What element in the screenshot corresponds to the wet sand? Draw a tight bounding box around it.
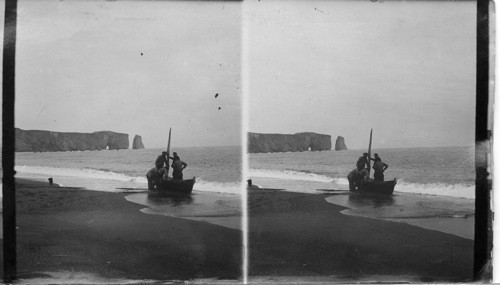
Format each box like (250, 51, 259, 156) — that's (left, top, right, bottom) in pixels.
(126, 191, 242, 230)
(248, 188, 474, 283)
(325, 192, 475, 239)
(8, 178, 242, 282)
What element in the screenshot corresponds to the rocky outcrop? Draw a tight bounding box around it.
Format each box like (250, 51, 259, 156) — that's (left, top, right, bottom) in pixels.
(132, 135, 145, 149)
(335, 136, 348, 150)
(248, 132, 331, 153)
(15, 128, 129, 152)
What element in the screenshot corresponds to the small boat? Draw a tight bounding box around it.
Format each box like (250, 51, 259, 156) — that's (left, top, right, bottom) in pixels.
(155, 177, 196, 194)
(150, 128, 195, 195)
(357, 178, 396, 195)
(356, 129, 396, 195)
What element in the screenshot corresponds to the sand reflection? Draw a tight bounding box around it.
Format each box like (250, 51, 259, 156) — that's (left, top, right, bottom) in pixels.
(325, 192, 474, 239)
(125, 191, 242, 230)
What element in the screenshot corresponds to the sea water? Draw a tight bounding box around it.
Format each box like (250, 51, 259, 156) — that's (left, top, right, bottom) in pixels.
(249, 146, 476, 239)
(13, 146, 243, 229)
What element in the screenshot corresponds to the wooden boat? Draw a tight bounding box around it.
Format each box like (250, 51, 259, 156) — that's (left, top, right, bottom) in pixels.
(150, 128, 195, 195)
(358, 178, 396, 195)
(357, 129, 396, 195)
(155, 177, 196, 194)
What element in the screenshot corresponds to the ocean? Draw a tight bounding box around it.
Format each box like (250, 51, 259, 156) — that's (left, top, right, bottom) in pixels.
(13, 146, 243, 229)
(249, 146, 476, 239)
(6, 146, 477, 237)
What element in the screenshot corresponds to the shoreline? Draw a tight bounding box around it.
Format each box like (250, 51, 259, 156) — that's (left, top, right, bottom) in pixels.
(324, 191, 475, 240)
(9, 178, 243, 282)
(125, 191, 243, 230)
(248, 188, 474, 282)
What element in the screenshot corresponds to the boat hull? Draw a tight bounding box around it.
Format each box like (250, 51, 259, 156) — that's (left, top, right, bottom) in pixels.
(358, 178, 396, 195)
(154, 177, 195, 194)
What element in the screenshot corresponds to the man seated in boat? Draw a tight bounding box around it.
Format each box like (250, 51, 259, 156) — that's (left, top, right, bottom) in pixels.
(356, 152, 370, 172)
(371, 153, 388, 181)
(171, 152, 187, 180)
(347, 168, 368, 191)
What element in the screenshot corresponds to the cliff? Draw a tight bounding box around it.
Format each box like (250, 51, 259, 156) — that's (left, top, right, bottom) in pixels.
(248, 132, 331, 153)
(132, 135, 145, 149)
(15, 128, 129, 152)
(335, 136, 348, 151)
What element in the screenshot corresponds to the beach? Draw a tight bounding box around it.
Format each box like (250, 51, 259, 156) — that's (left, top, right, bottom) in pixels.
(248, 188, 474, 283)
(8, 178, 242, 283)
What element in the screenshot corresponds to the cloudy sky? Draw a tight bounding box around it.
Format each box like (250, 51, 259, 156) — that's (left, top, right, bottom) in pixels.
(9, 0, 478, 149)
(245, 0, 476, 149)
(15, 0, 242, 148)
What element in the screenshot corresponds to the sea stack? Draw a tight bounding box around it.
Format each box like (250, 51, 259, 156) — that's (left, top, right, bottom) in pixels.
(334, 136, 348, 151)
(132, 135, 145, 149)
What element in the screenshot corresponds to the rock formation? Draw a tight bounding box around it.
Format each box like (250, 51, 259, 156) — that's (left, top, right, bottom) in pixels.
(248, 132, 331, 153)
(335, 136, 348, 151)
(15, 128, 129, 152)
(132, 135, 145, 149)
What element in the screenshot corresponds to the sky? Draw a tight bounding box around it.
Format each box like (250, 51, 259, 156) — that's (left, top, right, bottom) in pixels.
(14, 0, 242, 148)
(244, 0, 477, 149)
(3, 0, 479, 149)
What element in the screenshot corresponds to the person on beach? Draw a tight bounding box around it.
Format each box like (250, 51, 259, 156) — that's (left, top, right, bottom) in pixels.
(146, 151, 170, 190)
(171, 153, 187, 180)
(347, 168, 368, 191)
(371, 153, 388, 181)
(146, 167, 158, 190)
(356, 153, 370, 171)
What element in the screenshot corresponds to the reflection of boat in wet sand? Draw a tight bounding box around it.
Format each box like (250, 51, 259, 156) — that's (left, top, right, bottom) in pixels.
(152, 128, 195, 195)
(357, 129, 396, 195)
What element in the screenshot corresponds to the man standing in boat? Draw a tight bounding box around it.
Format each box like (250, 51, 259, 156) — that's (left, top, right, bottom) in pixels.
(371, 153, 388, 181)
(155, 151, 169, 170)
(356, 152, 370, 171)
(171, 152, 187, 180)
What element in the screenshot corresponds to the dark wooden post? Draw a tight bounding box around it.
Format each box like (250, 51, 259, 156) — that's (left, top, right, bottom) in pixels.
(2, 0, 18, 282)
(473, 0, 491, 280)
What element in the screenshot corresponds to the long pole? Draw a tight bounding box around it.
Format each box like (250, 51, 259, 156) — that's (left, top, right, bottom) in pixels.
(367, 129, 373, 179)
(3, 0, 18, 281)
(166, 128, 171, 175)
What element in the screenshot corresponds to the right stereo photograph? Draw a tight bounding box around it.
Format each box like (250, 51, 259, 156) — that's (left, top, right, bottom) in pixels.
(245, 0, 482, 283)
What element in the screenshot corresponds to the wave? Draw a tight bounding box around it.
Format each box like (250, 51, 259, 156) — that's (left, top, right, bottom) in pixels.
(249, 168, 338, 183)
(395, 179, 474, 199)
(249, 168, 474, 199)
(15, 165, 241, 195)
(193, 179, 242, 195)
(15, 165, 148, 184)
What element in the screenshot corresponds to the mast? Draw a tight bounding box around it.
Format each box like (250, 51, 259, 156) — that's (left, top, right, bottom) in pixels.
(166, 128, 171, 175)
(367, 129, 373, 179)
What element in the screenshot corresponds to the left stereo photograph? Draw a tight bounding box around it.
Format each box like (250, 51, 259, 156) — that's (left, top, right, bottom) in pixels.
(6, 0, 244, 283)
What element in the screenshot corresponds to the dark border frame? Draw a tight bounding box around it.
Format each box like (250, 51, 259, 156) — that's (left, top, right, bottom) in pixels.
(473, 0, 492, 280)
(1, 0, 493, 282)
(2, 0, 17, 282)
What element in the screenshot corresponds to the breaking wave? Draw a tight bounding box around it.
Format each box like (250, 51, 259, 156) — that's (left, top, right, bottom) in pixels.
(249, 168, 337, 183)
(193, 179, 242, 195)
(15, 165, 242, 195)
(395, 179, 474, 199)
(249, 168, 474, 199)
(15, 165, 147, 183)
